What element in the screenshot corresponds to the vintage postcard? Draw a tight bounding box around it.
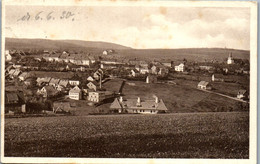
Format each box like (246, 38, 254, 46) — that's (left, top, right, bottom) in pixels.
(1, 0, 258, 163)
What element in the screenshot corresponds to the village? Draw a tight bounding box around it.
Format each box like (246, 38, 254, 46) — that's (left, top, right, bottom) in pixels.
(4, 48, 250, 116)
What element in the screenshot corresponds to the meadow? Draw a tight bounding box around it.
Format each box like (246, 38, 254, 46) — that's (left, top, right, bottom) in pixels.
(5, 112, 249, 158)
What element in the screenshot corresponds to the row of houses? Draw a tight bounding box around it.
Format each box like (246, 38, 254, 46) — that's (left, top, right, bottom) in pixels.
(41, 51, 97, 66)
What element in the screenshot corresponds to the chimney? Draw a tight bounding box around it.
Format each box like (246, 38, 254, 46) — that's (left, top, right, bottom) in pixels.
(119, 96, 123, 103)
(136, 97, 141, 106)
(155, 96, 159, 103)
(99, 74, 102, 89)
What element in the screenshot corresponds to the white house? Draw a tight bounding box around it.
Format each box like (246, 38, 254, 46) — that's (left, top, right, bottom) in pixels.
(103, 50, 108, 55)
(88, 91, 106, 102)
(131, 69, 139, 77)
(197, 81, 212, 90)
(227, 53, 234, 64)
(18, 72, 30, 81)
(237, 90, 247, 99)
(175, 63, 185, 72)
(5, 50, 12, 61)
(87, 76, 95, 82)
(69, 86, 82, 100)
(140, 66, 150, 74)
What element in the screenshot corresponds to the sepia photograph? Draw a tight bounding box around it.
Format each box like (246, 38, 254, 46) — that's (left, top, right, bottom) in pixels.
(1, 0, 258, 163)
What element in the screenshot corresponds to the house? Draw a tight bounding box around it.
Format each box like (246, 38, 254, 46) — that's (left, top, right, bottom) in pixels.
(49, 53, 61, 61)
(162, 62, 172, 68)
(227, 53, 234, 64)
(5, 65, 14, 74)
(139, 61, 149, 68)
(100, 63, 117, 69)
(9, 69, 21, 78)
(212, 74, 224, 82)
(103, 50, 108, 55)
(36, 77, 52, 86)
(146, 75, 157, 83)
(18, 72, 30, 81)
(237, 90, 248, 100)
(59, 51, 70, 62)
(131, 69, 139, 77)
(8, 69, 16, 76)
(87, 76, 95, 82)
(110, 96, 168, 114)
(49, 78, 60, 87)
(5, 91, 26, 113)
(69, 86, 82, 100)
(53, 101, 73, 113)
(197, 81, 212, 90)
(89, 56, 96, 64)
(199, 66, 214, 71)
(58, 79, 69, 88)
(88, 91, 114, 103)
(175, 63, 185, 72)
(5, 50, 12, 61)
(82, 58, 91, 66)
(24, 77, 37, 87)
(87, 81, 99, 91)
(157, 66, 169, 76)
(93, 69, 103, 80)
(139, 66, 150, 74)
(37, 86, 58, 98)
(151, 65, 158, 74)
(69, 74, 81, 86)
(102, 49, 115, 55)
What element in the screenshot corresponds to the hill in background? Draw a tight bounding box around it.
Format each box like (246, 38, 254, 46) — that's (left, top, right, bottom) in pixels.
(5, 38, 249, 62)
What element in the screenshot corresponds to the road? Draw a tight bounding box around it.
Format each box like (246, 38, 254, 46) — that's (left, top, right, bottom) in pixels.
(197, 88, 248, 103)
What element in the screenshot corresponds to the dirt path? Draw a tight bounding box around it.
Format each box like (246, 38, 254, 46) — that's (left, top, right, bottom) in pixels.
(197, 88, 248, 103)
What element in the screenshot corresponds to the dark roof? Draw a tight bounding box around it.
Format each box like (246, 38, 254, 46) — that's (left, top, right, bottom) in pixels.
(238, 90, 247, 95)
(110, 97, 168, 111)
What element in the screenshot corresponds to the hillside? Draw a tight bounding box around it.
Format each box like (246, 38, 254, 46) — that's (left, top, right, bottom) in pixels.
(5, 38, 131, 51)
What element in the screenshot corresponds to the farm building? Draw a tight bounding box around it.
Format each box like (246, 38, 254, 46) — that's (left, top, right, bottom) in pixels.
(5, 91, 26, 114)
(197, 81, 212, 90)
(212, 74, 224, 82)
(237, 90, 248, 100)
(175, 63, 185, 72)
(146, 75, 157, 84)
(110, 96, 168, 114)
(69, 86, 82, 100)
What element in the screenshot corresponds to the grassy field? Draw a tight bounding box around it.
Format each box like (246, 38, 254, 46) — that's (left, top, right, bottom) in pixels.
(4, 112, 249, 158)
(120, 80, 246, 113)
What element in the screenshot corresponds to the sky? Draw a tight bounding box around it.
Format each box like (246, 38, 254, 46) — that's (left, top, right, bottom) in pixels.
(5, 6, 250, 50)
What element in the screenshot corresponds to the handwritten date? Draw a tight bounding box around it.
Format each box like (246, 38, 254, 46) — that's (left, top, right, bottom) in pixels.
(17, 11, 76, 21)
